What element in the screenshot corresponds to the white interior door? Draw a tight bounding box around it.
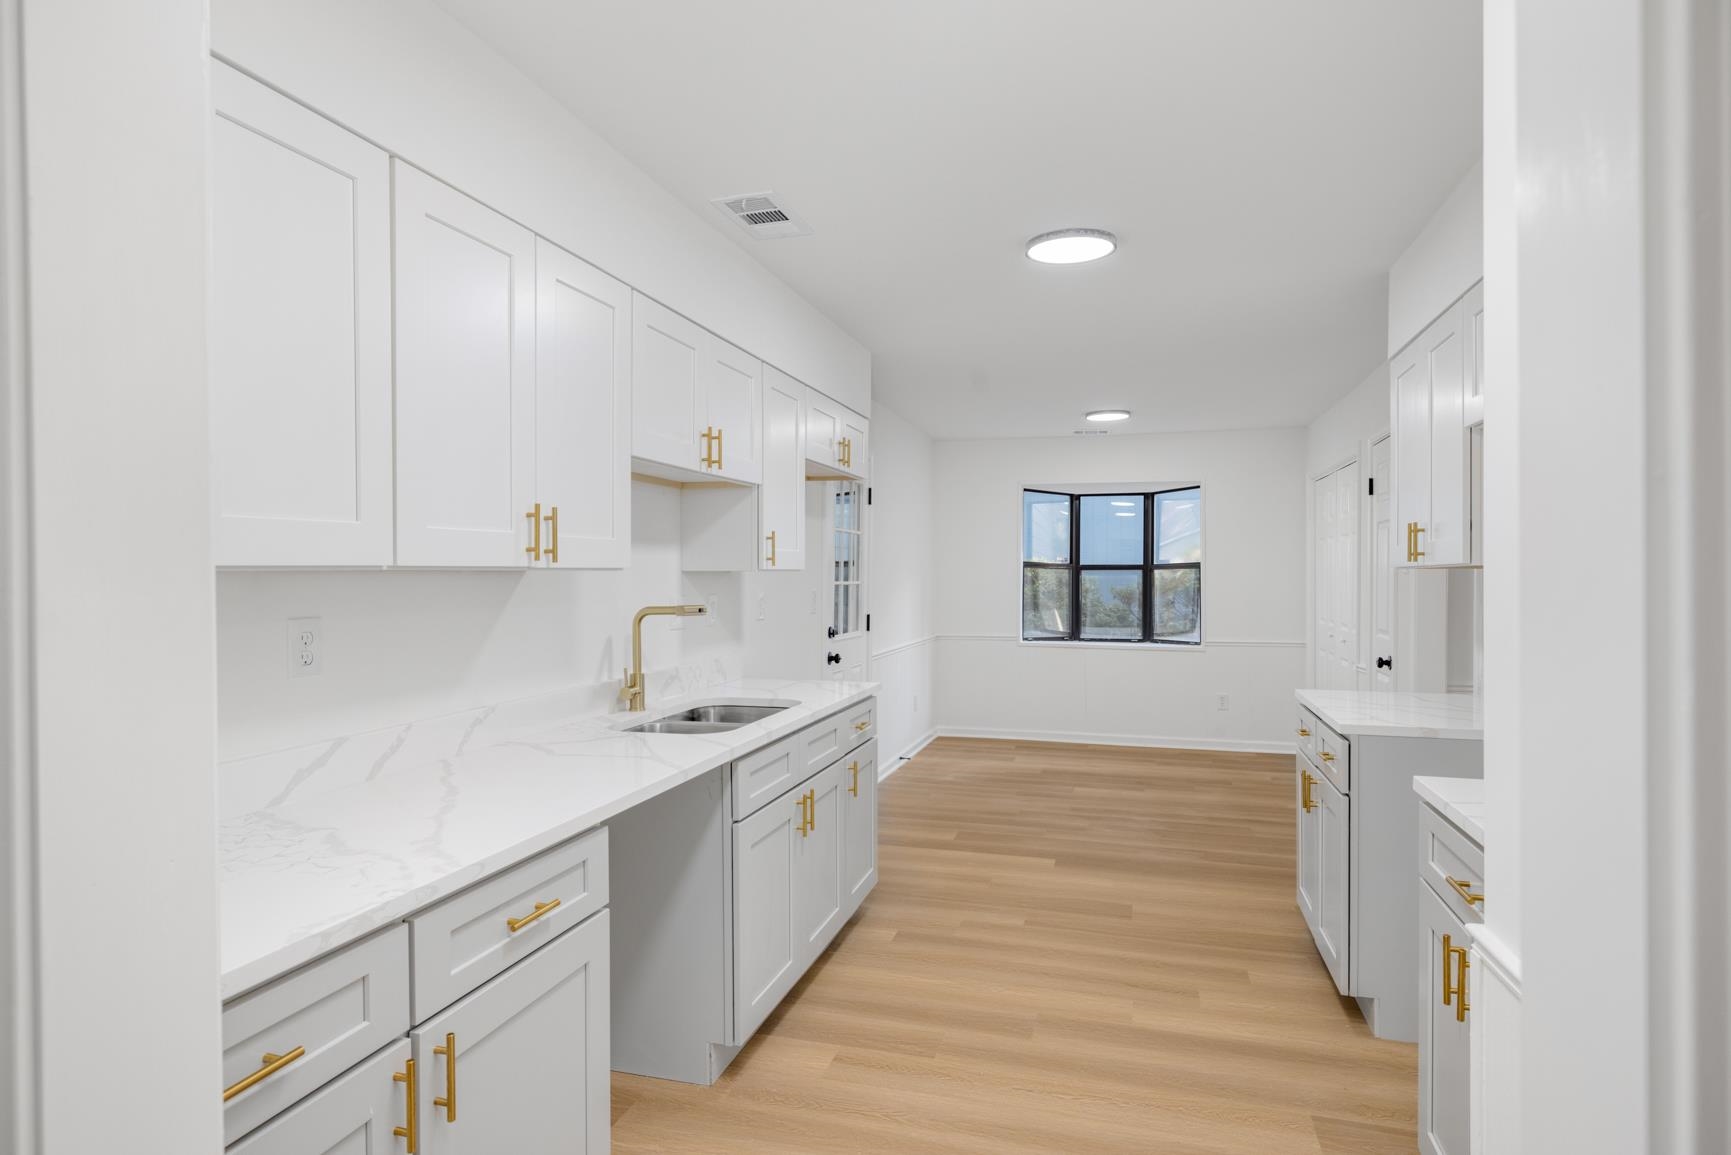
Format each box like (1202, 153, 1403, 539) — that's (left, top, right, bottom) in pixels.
(413, 912, 610, 1155)
(732, 792, 800, 1044)
(823, 483, 868, 679)
(840, 741, 878, 920)
(630, 294, 703, 472)
(703, 335, 762, 483)
(1371, 435, 1395, 687)
(759, 367, 807, 570)
(1314, 472, 1336, 687)
(393, 162, 536, 567)
(210, 63, 393, 567)
(1313, 462, 1358, 689)
(534, 239, 631, 569)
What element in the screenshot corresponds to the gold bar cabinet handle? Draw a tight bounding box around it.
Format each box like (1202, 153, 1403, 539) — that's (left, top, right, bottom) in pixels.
(1300, 771, 1316, 813)
(854, 719, 869, 732)
(505, 898, 561, 933)
(1441, 933, 1455, 1006)
(543, 506, 559, 564)
(525, 502, 543, 561)
(796, 793, 810, 837)
(715, 426, 724, 470)
(1455, 950, 1471, 1021)
(1319, 751, 1335, 763)
(849, 761, 860, 797)
(1446, 876, 1485, 906)
(433, 1032, 457, 1123)
(805, 788, 816, 832)
(699, 426, 714, 468)
(1412, 524, 1426, 561)
(394, 1058, 419, 1153)
(223, 1045, 306, 1101)
(766, 530, 777, 566)
(1297, 727, 1310, 737)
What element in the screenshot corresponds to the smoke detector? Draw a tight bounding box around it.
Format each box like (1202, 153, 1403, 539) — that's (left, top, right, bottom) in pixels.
(711, 191, 812, 240)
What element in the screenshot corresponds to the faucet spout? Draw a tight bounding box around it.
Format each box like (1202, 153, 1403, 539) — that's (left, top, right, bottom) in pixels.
(623, 604, 708, 711)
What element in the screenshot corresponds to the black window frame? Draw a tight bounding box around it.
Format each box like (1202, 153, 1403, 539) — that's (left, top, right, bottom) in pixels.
(1020, 487, 1203, 645)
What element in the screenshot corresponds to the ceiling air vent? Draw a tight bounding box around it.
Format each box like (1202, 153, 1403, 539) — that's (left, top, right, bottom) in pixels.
(1072, 429, 1110, 436)
(711, 191, 812, 240)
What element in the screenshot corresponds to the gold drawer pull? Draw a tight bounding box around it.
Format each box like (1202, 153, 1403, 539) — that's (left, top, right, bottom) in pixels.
(1319, 751, 1335, 762)
(223, 1045, 306, 1101)
(1446, 875, 1485, 906)
(854, 719, 869, 732)
(849, 761, 860, 797)
(394, 1058, 419, 1153)
(433, 1032, 457, 1123)
(506, 898, 561, 933)
(1297, 727, 1310, 737)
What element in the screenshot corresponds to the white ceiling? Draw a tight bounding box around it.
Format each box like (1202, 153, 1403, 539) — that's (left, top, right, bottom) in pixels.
(433, 1, 1482, 440)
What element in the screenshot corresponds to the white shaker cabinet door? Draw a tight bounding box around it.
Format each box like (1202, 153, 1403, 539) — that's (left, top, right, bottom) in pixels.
(227, 1039, 410, 1155)
(210, 62, 393, 567)
(1392, 339, 1432, 568)
(839, 408, 870, 480)
(804, 389, 842, 473)
(535, 239, 632, 569)
(759, 366, 807, 570)
(1419, 883, 1471, 1155)
(413, 912, 610, 1155)
(1295, 758, 1322, 932)
(840, 741, 878, 921)
(703, 333, 763, 484)
(732, 786, 802, 1045)
(793, 761, 846, 968)
(1314, 770, 1351, 994)
(393, 162, 536, 567)
(631, 293, 705, 473)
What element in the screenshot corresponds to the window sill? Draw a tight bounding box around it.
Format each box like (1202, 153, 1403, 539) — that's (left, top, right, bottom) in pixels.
(1017, 638, 1206, 651)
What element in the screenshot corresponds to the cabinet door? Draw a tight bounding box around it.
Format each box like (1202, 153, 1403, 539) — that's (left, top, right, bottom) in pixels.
(413, 911, 610, 1155)
(210, 63, 392, 567)
(793, 761, 846, 966)
(631, 294, 703, 472)
(227, 1039, 409, 1155)
(1295, 758, 1321, 932)
(1462, 280, 1485, 426)
(703, 334, 763, 483)
(840, 741, 878, 921)
(535, 240, 632, 569)
(732, 788, 802, 1043)
(393, 163, 536, 567)
(1419, 884, 1471, 1155)
(839, 409, 870, 480)
(1392, 341, 1431, 567)
(1314, 770, 1351, 994)
(804, 390, 842, 471)
(1425, 307, 1468, 565)
(760, 366, 807, 570)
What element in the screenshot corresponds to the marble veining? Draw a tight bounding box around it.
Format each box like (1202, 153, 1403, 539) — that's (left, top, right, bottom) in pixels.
(1296, 688, 1483, 740)
(1413, 775, 1486, 845)
(220, 677, 875, 1000)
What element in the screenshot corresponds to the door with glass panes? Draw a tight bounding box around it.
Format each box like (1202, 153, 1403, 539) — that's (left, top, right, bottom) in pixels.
(823, 481, 868, 680)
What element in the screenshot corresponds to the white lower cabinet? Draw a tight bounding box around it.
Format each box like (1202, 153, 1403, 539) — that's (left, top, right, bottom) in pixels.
(791, 761, 846, 963)
(732, 784, 803, 1043)
(840, 741, 878, 919)
(412, 911, 610, 1155)
(1296, 755, 1349, 994)
(228, 1039, 412, 1155)
(1419, 884, 1471, 1155)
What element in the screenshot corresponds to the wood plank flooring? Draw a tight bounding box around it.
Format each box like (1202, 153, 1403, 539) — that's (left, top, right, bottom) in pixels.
(611, 737, 1417, 1154)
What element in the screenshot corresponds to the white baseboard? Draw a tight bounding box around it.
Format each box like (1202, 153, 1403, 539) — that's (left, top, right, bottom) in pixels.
(880, 730, 938, 780)
(933, 726, 1297, 756)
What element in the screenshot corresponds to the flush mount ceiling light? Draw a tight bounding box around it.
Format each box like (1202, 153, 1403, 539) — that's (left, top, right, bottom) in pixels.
(1085, 409, 1131, 423)
(1026, 228, 1117, 264)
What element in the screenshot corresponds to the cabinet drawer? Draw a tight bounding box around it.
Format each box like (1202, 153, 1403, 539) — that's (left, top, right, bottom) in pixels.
(1420, 802, 1485, 925)
(409, 826, 608, 1020)
(1296, 709, 1319, 762)
(732, 730, 802, 819)
(227, 1038, 410, 1155)
(221, 925, 409, 1145)
(1310, 718, 1351, 793)
(841, 698, 877, 750)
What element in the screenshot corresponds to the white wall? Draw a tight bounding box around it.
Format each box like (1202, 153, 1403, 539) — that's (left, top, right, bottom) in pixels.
(931, 429, 1306, 751)
(12, 1, 223, 1150)
(864, 406, 936, 766)
(1388, 160, 1484, 356)
(211, 0, 870, 412)
(218, 482, 743, 760)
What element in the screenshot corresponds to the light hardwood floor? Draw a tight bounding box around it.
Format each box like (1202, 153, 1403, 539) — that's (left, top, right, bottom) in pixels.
(611, 737, 1418, 1154)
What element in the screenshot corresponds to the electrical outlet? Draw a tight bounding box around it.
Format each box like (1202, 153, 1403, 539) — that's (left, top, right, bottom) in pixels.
(288, 616, 322, 677)
(1216, 693, 1230, 711)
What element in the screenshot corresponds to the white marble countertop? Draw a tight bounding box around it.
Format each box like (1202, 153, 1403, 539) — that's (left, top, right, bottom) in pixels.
(1296, 688, 1483, 740)
(220, 677, 877, 1000)
(1413, 775, 1485, 845)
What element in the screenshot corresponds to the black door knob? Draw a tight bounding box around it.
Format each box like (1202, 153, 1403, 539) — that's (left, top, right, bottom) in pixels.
(826, 652, 841, 665)
(827, 626, 838, 639)
(1376, 656, 1393, 670)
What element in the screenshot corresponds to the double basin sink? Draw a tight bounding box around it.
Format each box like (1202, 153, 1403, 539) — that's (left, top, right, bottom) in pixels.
(622, 702, 790, 735)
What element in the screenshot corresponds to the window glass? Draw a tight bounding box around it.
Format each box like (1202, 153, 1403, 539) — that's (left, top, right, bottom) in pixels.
(1079, 496, 1144, 565)
(1021, 568, 1071, 638)
(1079, 571, 1143, 640)
(1155, 488, 1202, 564)
(1152, 567, 1201, 642)
(1023, 491, 1071, 563)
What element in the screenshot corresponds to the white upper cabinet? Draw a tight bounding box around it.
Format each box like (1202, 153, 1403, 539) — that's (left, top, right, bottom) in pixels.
(1392, 286, 1475, 567)
(759, 366, 808, 570)
(393, 162, 536, 567)
(534, 239, 632, 569)
(703, 334, 763, 484)
(210, 63, 393, 566)
(631, 293, 704, 474)
(1462, 281, 1485, 428)
(803, 389, 869, 480)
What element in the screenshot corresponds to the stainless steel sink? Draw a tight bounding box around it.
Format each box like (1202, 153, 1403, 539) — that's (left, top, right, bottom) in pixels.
(622, 703, 789, 734)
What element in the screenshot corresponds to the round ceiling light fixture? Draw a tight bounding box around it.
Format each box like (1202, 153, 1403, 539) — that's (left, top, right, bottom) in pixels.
(1085, 409, 1131, 423)
(1026, 228, 1117, 265)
